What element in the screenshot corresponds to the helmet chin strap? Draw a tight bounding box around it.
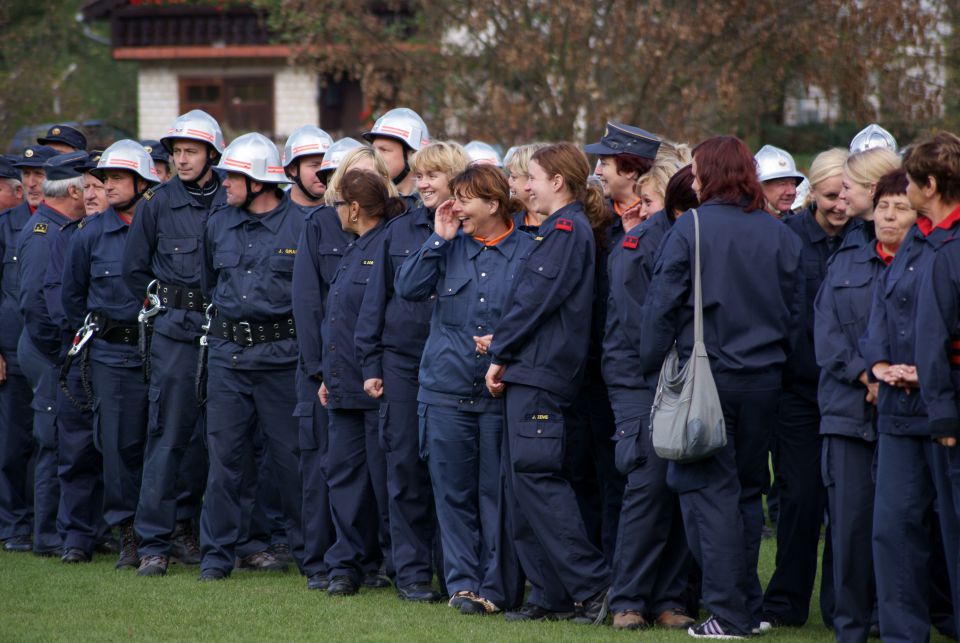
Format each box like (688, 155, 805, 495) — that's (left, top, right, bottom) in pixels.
(182, 146, 218, 189)
(241, 175, 266, 210)
(114, 177, 149, 213)
(392, 147, 412, 186)
(290, 161, 322, 202)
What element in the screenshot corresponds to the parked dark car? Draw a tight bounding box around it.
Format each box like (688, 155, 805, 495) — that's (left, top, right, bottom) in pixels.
(6, 120, 136, 155)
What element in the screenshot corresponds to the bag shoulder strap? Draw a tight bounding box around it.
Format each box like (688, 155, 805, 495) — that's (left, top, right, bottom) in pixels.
(691, 208, 703, 343)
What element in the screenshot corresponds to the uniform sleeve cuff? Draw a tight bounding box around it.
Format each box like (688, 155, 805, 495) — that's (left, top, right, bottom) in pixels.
(424, 233, 450, 253)
(930, 418, 960, 441)
(361, 363, 382, 381)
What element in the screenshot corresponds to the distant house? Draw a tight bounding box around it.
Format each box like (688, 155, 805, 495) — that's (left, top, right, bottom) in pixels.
(80, 0, 366, 142)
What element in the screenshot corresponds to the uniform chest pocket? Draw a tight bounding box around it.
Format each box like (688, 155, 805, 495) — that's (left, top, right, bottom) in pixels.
(352, 267, 373, 285)
(158, 236, 200, 279)
(390, 250, 414, 272)
(317, 245, 344, 284)
(438, 276, 471, 327)
(213, 251, 240, 270)
(829, 272, 874, 326)
(91, 260, 122, 280)
(267, 254, 295, 306)
(527, 258, 560, 279)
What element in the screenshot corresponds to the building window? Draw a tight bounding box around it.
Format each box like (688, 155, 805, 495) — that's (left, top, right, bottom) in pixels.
(179, 76, 274, 139)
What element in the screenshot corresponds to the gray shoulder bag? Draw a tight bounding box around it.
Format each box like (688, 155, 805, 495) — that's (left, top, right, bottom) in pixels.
(649, 209, 726, 462)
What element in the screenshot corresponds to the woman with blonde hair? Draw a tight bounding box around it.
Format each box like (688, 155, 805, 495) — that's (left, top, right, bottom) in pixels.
(841, 147, 901, 224)
(760, 145, 859, 631)
(324, 146, 398, 207)
(505, 143, 549, 232)
(354, 140, 470, 603)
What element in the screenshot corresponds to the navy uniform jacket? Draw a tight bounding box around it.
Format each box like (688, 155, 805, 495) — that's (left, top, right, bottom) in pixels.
(602, 210, 672, 422)
(0, 201, 32, 373)
(43, 216, 86, 362)
(201, 194, 303, 371)
(638, 200, 804, 389)
(782, 206, 854, 391)
(395, 225, 534, 413)
(860, 217, 957, 436)
(814, 239, 886, 441)
(16, 203, 82, 361)
(512, 210, 540, 235)
(590, 207, 625, 366)
(61, 207, 141, 367)
(355, 205, 433, 382)
(122, 176, 226, 343)
(322, 221, 386, 410)
(291, 204, 355, 380)
(490, 201, 596, 400)
(914, 210, 960, 439)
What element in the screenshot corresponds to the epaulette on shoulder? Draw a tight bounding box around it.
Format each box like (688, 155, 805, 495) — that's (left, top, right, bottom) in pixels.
(32, 221, 48, 234)
(142, 187, 155, 201)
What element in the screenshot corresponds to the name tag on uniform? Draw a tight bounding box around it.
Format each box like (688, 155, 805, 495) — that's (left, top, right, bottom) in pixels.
(277, 248, 297, 255)
(362, 259, 375, 266)
(33, 222, 48, 234)
(529, 413, 551, 421)
(555, 218, 573, 232)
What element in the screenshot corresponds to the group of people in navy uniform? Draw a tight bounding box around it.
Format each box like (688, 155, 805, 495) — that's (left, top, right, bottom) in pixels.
(2, 109, 960, 641)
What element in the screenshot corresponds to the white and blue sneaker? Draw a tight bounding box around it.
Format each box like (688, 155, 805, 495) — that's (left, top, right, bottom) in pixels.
(688, 615, 747, 639)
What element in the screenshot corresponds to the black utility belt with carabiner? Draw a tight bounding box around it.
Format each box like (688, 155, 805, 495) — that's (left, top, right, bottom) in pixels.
(89, 313, 139, 345)
(157, 282, 208, 311)
(212, 317, 297, 347)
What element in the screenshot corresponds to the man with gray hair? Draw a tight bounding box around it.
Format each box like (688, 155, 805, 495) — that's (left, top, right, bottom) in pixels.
(15, 152, 95, 562)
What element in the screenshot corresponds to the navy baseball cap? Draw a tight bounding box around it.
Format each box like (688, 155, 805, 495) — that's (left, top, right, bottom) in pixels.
(584, 121, 660, 159)
(38, 125, 87, 151)
(13, 145, 58, 169)
(0, 156, 21, 180)
(139, 140, 170, 165)
(44, 151, 90, 181)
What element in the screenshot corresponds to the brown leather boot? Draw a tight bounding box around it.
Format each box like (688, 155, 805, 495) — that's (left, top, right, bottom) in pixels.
(657, 607, 695, 629)
(612, 610, 647, 630)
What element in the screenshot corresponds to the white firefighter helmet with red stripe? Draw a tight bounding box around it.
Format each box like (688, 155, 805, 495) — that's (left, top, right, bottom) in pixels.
(319, 137, 365, 173)
(283, 125, 335, 168)
(216, 132, 291, 184)
(161, 109, 226, 155)
(362, 107, 430, 151)
(93, 139, 160, 184)
(465, 141, 503, 167)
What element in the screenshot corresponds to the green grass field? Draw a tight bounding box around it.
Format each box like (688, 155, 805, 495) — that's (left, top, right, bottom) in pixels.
(2, 534, 953, 642)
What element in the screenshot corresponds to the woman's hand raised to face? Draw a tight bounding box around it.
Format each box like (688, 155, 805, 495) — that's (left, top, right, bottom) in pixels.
(433, 199, 460, 241)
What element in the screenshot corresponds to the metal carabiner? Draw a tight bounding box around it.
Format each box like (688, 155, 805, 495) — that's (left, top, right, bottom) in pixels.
(138, 279, 164, 323)
(67, 313, 98, 358)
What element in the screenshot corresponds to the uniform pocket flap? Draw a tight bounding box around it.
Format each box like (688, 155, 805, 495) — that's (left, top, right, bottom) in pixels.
(91, 260, 121, 278)
(157, 236, 198, 254)
(527, 259, 559, 279)
(292, 401, 314, 418)
(439, 276, 471, 297)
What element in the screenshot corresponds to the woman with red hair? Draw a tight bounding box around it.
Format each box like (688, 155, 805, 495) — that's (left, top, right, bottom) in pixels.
(639, 136, 804, 639)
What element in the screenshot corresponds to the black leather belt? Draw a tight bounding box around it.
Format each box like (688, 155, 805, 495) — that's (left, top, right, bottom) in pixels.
(91, 313, 139, 345)
(213, 317, 296, 347)
(158, 282, 208, 311)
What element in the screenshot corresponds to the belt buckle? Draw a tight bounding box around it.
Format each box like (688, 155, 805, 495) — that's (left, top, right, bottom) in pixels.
(237, 321, 254, 347)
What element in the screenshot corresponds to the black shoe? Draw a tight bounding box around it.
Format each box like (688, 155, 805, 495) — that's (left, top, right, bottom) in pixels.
(95, 538, 120, 555)
(573, 587, 610, 625)
(236, 550, 288, 572)
(198, 568, 228, 582)
(61, 547, 91, 564)
(327, 576, 359, 596)
(266, 542, 292, 565)
(504, 602, 574, 622)
(3, 535, 32, 552)
(307, 573, 329, 591)
(115, 521, 139, 569)
(170, 521, 201, 566)
(362, 569, 391, 588)
(137, 554, 168, 577)
(397, 582, 443, 603)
